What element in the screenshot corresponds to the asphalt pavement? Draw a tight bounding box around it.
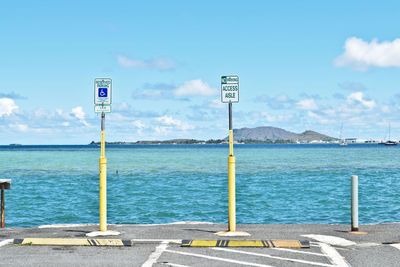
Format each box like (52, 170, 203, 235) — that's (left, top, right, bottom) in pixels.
(1, 222, 400, 266)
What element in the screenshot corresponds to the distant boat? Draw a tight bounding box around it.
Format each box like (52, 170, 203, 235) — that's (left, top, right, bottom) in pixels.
(339, 123, 347, 146)
(384, 140, 397, 146)
(384, 123, 397, 146)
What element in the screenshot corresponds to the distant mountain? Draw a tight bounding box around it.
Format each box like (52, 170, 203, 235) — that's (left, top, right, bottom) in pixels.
(229, 126, 298, 141)
(295, 130, 336, 142)
(226, 126, 337, 142)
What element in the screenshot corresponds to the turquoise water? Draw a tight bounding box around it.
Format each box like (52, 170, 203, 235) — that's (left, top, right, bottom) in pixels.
(1, 144, 400, 227)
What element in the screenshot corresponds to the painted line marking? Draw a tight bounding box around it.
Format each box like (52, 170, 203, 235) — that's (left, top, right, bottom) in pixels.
(13, 238, 132, 247)
(390, 244, 400, 250)
(0, 239, 13, 247)
(213, 247, 334, 267)
(271, 247, 325, 256)
(165, 249, 274, 267)
(160, 263, 190, 267)
(142, 241, 169, 267)
(181, 239, 309, 248)
(319, 242, 350, 267)
(302, 234, 356, 247)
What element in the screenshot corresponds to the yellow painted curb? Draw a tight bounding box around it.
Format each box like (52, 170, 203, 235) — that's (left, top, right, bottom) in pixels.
(13, 238, 132, 247)
(181, 239, 310, 248)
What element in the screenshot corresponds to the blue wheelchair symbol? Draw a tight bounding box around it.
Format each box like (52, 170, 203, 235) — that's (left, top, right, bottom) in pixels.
(98, 88, 108, 97)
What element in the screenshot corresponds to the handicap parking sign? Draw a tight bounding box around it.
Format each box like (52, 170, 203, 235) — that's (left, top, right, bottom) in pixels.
(98, 88, 108, 97)
(94, 78, 112, 105)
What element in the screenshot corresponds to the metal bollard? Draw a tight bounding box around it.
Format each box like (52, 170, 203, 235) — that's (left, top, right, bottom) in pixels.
(351, 175, 359, 232)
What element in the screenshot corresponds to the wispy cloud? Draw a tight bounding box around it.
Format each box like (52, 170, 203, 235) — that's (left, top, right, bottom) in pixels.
(255, 94, 295, 109)
(132, 83, 177, 100)
(338, 82, 367, 92)
(334, 37, 400, 71)
(296, 98, 319, 110)
(117, 54, 175, 70)
(155, 115, 194, 131)
(0, 92, 27, 99)
(174, 79, 217, 96)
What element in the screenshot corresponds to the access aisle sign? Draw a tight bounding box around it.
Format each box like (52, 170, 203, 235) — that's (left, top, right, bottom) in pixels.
(221, 76, 239, 103)
(94, 78, 112, 105)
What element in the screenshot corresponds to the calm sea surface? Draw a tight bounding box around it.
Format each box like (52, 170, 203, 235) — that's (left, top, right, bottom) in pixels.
(1, 144, 400, 227)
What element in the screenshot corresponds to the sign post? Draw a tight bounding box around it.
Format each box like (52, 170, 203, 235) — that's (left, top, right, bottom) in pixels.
(94, 78, 112, 232)
(217, 76, 249, 236)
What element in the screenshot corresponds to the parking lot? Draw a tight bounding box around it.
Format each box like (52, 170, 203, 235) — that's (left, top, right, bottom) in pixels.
(2, 222, 400, 266)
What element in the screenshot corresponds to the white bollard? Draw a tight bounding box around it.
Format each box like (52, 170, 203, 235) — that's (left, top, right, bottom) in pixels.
(351, 175, 359, 232)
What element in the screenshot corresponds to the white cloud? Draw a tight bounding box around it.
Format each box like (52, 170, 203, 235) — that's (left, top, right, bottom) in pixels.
(381, 105, 391, 113)
(323, 109, 336, 116)
(174, 79, 217, 96)
(131, 120, 146, 134)
(134, 90, 163, 99)
(71, 106, 89, 126)
(0, 98, 18, 117)
(155, 115, 182, 126)
(155, 115, 194, 131)
(334, 37, 400, 71)
(113, 102, 130, 112)
(261, 112, 277, 122)
(117, 54, 175, 70)
(132, 120, 145, 129)
(154, 126, 170, 135)
(251, 112, 293, 123)
(8, 123, 51, 134)
(296, 98, 319, 110)
(307, 111, 330, 124)
(9, 123, 28, 132)
(208, 99, 225, 109)
(346, 92, 376, 109)
(276, 94, 289, 102)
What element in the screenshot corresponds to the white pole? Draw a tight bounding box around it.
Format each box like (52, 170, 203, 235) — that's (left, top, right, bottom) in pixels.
(351, 175, 359, 231)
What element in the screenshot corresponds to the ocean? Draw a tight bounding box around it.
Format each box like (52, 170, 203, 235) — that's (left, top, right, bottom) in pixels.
(1, 144, 400, 227)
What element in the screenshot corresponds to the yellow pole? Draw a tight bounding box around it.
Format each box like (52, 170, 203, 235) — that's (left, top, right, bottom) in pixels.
(99, 113, 107, 232)
(228, 154, 236, 232)
(228, 101, 236, 232)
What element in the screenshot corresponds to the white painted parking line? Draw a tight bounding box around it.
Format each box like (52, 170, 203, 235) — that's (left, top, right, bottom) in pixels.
(0, 239, 13, 247)
(272, 247, 325, 256)
(319, 243, 350, 267)
(165, 249, 274, 267)
(161, 263, 191, 267)
(213, 247, 334, 267)
(142, 241, 170, 267)
(390, 244, 400, 250)
(302, 235, 356, 247)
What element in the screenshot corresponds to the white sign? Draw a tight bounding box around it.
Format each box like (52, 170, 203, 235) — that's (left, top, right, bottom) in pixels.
(221, 75, 239, 103)
(94, 78, 112, 105)
(95, 105, 111, 113)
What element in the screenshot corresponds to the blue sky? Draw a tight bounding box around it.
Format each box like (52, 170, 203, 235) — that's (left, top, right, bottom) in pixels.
(1, 1, 400, 144)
